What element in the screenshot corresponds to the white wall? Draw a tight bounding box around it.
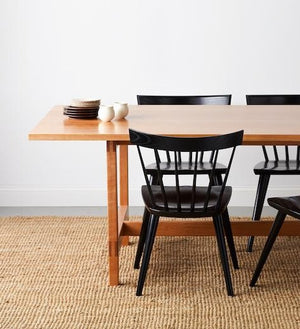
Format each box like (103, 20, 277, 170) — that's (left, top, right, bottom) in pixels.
(1, 0, 300, 207)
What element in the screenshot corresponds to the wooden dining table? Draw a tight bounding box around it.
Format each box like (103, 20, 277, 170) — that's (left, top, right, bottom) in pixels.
(29, 104, 300, 286)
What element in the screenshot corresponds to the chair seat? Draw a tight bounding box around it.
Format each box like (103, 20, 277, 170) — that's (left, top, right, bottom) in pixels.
(145, 161, 227, 175)
(254, 160, 300, 175)
(268, 195, 300, 219)
(142, 185, 232, 217)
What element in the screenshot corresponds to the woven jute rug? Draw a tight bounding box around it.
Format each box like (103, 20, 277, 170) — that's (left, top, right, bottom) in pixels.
(0, 216, 299, 329)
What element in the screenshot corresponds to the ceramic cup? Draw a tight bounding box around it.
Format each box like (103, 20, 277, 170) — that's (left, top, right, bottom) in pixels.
(99, 105, 114, 122)
(113, 102, 129, 120)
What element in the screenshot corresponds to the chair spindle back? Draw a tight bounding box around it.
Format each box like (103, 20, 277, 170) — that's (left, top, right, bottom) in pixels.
(130, 129, 244, 214)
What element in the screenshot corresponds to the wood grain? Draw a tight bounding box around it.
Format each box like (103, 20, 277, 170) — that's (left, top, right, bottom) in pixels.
(121, 220, 300, 236)
(29, 105, 300, 145)
(106, 141, 119, 285)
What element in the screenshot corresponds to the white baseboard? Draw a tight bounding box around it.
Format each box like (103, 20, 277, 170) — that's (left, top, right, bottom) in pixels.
(0, 186, 299, 207)
(0, 187, 107, 207)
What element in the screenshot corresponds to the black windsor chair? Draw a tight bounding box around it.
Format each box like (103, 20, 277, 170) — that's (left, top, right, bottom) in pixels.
(250, 195, 300, 286)
(129, 128, 244, 296)
(246, 94, 300, 252)
(136, 95, 233, 268)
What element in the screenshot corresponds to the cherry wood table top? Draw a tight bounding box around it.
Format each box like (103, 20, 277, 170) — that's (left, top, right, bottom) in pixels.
(29, 105, 300, 145)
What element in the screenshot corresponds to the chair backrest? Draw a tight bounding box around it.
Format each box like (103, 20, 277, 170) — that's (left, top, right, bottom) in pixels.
(137, 94, 232, 105)
(246, 94, 300, 162)
(129, 129, 243, 213)
(246, 94, 300, 105)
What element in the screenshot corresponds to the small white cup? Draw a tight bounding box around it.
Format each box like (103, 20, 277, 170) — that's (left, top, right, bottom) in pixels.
(113, 102, 129, 120)
(99, 105, 114, 122)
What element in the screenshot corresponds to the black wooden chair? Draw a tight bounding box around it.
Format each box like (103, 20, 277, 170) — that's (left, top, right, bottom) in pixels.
(136, 95, 233, 266)
(246, 94, 300, 252)
(129, 128, 244, 296)
(250, 195, 300, 287)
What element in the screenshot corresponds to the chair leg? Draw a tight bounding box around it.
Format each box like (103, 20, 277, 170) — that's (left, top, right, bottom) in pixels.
(134, 173, 159, 269)
(214, 174, 238, 269)
(250, 211, 286, 287)
(222, 210, 239, 269)
(213, 215, 234, 296)
(247, 174, 270, 252)
(136, 214, 160, 296)
(134, 208, 151, 269)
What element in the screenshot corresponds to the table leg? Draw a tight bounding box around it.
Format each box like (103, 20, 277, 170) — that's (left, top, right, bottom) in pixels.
(107, 141, 119, 285)
(119, 144, 129, 246)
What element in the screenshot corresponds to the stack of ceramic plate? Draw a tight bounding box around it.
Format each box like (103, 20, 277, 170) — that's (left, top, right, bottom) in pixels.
(64, 98, 100, 119)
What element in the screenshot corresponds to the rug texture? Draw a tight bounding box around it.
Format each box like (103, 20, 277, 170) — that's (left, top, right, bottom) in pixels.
(0, 216, 299, 329)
